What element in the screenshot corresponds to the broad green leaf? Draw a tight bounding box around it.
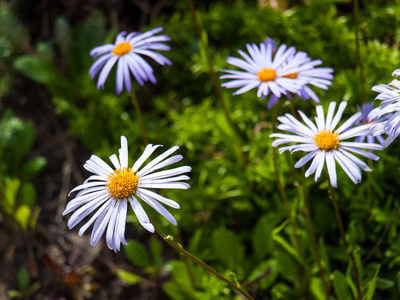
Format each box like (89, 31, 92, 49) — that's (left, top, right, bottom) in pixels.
(310, 277, 326, 300)
(116, 269, 143, 285)
(4, 178, 20, 210)
(252, 214, 280, 260)
(275, 247, 301, 284)
(17, 268, 30, 291)
(376, 278, 394, 290)
(246, 259, 278, 290)
(20, 157, 47, 181)
(150, 235, 163, 265)
(124, 239, 150, 268)
(163, 260, 196, 299)
(19, 182, 36, 208)
(14, 55, 72, 99)
(333, 270, 353, 300)
(7, 290, 21, 298)
(15, 204, 31, 231)
(212, 228, 244, 270)
(163, 282, 194, 300)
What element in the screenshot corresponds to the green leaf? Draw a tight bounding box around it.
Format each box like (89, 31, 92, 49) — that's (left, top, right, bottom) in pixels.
(252, 214, 280, 260)
(376, 278, 394, 290)
(363, 264, 380, 300)
(20, 157, 47, 181)
(272, 282, 301, 299)
(163, 260, 196, 300)
(212, 227, 244, 270)
(124, 239, 150, 268)
(333, 270, 353, 300)
(246, 259, 278, 290)
(163, 282, 195, 300)
(7, 290, 21, 298)
(14, 204, 31, 231)
(310, 277, 326, 300)
(272, 233, 303, 265)
(19, 182, 36, 208)
(17, 268, 30, 291)
(116, 269, 143, 285)
(14, 55, 72, 99)
(150, 235, 163, 265)
(275, 247, 301, 284)
(4, 178, 20, 210)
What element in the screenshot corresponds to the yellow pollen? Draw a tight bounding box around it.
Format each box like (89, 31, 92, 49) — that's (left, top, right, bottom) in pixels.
(257, 68, 277, 82)
(112, 42, 132, 56)
(283, 72, 298, 79)
(315, 130, 340, 151)
(106, 167, 139, 199)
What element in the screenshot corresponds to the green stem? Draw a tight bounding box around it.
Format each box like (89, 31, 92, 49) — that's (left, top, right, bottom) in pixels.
(271, 107, 303, 258)
(328, 181, 362, 300)
(301, 171, 331, 297)
(353, 0, 366, 103)
(186, 0, 233, 127)
(186, 0, 246, 170)
(152, 221, 254, 300)
(130, 82, 149, 145)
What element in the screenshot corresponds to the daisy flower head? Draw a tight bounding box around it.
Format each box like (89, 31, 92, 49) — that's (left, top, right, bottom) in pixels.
(354, 102, 384, 146)
(368, 74, 400, 147)
(89, 27, 172, 94)
(220, 40, 305, 108)
(63, 136, 191, 252)
(277, 50, 334, 107)
(270, 101, 383, 187)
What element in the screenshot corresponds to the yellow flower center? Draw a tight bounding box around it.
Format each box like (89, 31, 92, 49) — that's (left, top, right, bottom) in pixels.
(257, 68, 277, 82)
(315, 130, 340, 151)
(112, 42, 132, 56)
(106, 167, 139, 199)
(283, 72, 298, 79)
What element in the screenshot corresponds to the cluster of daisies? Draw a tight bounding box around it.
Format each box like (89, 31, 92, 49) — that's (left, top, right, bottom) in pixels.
(63, 26, 400, 251)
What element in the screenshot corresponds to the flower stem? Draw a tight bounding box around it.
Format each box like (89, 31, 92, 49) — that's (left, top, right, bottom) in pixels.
(301, 171, 331, 296)
(353, 0, 366, 103)
(328, 182, 362, 300)
(151, 221, 254, 300)
(271, 107, 303, 258)
(186, 0, 244, 145)
(130, 82, 149, 145)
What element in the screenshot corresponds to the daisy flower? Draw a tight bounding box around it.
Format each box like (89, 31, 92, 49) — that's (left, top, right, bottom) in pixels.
(89, 27, 172, 94)
(368, 73, 400, 147)
(220, 41, 305, 108)
(270, 101, 383, 187)
(63, 136, 191, 252)
(278, 50, 334, 107)
(354, 102, 384, 146)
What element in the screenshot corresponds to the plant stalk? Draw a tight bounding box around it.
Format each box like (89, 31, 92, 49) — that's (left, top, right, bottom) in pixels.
(152, 221, 254, 300)
(271, 107, 302, 258)
(328, 181, 362, 300)
(130, 82, 149, 145)
(186, 0, 244, 143)
(301, 171, 331, 296)
(353, 0, 366, 103)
